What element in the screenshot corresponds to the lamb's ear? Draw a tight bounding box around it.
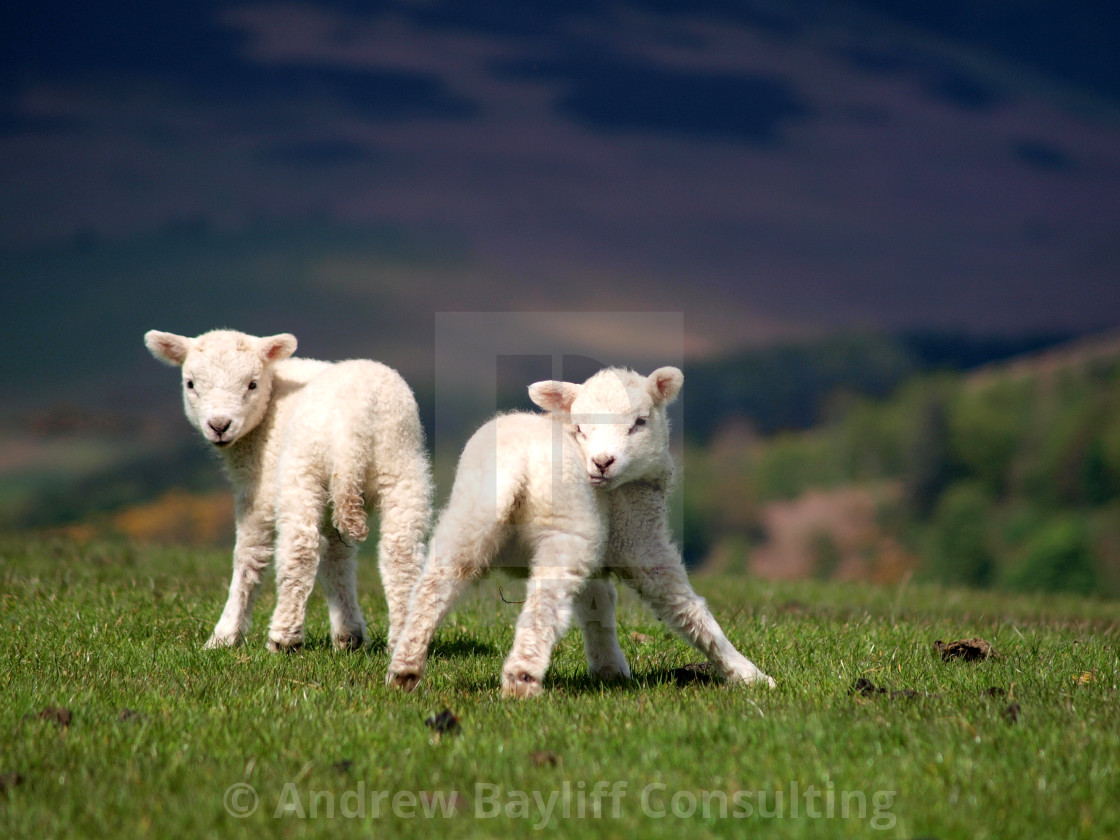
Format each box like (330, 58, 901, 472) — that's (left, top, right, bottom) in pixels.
(528, 380, 581, 413)
(144, 330, 192, 367)
(646, 366, 684, 406)
(259, 333, 297, 364)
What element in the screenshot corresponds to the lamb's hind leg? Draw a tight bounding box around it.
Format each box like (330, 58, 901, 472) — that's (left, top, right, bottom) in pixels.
(621, 540, 774, 687)
(386, 516, 497, 691)
(574, 578, 631, 681)
(388, 453, 513, 692)
(372, 457, 432, 652)
(318, 531, 368, 651)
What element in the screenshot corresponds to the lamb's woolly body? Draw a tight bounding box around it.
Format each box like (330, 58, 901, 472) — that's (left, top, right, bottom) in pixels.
(144, 329, 432, 652)
(388, 366, 773, 697)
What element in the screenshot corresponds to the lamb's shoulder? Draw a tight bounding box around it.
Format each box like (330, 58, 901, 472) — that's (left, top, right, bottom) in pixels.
(459, 412, 548, 463)
(274, 356, 332, 384)
(268, 357, 333, 413)
(495, 412, 589, 484)
(455, 412, 598, 523)
(311, 358, 402, 392)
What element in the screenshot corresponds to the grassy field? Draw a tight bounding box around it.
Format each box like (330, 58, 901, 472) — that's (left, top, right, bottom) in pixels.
(1, 537, 1117, 839)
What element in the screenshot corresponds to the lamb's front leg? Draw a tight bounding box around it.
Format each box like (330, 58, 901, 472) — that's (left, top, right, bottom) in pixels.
(620, 538, 775, 688)
(502, 533, 598, 698)
(268, 484, 328, 651)
(574, 578, 631, 681)
(205, 517, 272, 649)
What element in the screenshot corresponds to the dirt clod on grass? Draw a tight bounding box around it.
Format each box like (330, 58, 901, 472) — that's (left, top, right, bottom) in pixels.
(851, 678, 933, 700)
(672, 663, 715, 685)
(424, 709, 461, 735)
(1002, 702, 1022, 724)
(852, 677, 887, 697)
(530, 750, 562, 768)
(0, 772, 23, 792)
(29, 707, 72, 728)
(934, 638, 998, 661)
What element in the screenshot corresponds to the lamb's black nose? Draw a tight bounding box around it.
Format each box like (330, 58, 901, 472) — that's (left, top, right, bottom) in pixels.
(592, 455, 615, 474)
(208, 416, 232, 436)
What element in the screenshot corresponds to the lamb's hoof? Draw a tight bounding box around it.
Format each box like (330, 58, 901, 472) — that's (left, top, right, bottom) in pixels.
(332, 631, 366, 652)
(267, 636, 304, 653)
(501, 671, 544, 699)
(728, 670, 776, 689)
(387, 668, 423, 692)
(589, 662, 632, 682)
(203, 633, 241, 650)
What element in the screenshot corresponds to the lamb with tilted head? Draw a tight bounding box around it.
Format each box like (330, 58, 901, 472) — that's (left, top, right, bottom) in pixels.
(387, 365, 773, 697)
(144, 329, 432, 652)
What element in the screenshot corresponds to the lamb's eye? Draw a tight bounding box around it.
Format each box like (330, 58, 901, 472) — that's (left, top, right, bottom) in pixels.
(574, 425, 584, 437)
(630, 417, 647, 433)
(185, 380, 195, 390)
(247, 381, 258, 391)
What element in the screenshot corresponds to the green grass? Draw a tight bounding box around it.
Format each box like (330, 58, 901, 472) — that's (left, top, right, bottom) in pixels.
(1, 537, 1117, 839)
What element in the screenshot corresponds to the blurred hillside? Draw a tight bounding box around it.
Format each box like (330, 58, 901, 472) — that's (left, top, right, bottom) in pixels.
(7, 327, 1120, 599)
(685, 328, 1120, 596)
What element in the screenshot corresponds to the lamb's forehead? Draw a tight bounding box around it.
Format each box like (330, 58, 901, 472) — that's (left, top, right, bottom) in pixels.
(571, 368, 651, 414)
(186, 330, 261, 371)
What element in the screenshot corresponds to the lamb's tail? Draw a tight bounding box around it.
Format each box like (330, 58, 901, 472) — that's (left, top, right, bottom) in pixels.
(330, 471, 369, 543)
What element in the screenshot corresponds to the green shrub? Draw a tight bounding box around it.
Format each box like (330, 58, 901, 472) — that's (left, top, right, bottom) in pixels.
(1007, 515, 1098, 595)
(930, 481, 995, 588)
(949, 379, 1033, 497)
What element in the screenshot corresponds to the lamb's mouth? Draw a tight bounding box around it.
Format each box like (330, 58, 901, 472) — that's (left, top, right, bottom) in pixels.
(588, 473, 613, 487)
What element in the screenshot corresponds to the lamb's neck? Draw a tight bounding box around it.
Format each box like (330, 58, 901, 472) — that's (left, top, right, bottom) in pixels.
(218, 422, 268, 487)
(616, 461, 674, 495)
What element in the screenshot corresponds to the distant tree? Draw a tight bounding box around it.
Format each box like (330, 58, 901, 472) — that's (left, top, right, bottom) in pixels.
(949, 378, 1033, 497)
(930, 481, 995, 588)
(678, 484, 715, 569)
(904, 382, 955, 516)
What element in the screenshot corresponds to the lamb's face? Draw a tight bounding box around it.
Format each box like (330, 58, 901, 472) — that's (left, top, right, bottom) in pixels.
(145, 329, 297, 448)
(530, 367, 683, 489)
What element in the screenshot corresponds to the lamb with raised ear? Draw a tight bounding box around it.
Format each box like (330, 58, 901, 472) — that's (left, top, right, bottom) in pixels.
(387, 365, 773, 697)
(144, 329, 432, 652)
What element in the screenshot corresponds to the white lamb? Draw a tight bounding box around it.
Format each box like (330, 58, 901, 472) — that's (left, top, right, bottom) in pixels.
(387, 365, 774, 697)
(144, 329, 432, 652)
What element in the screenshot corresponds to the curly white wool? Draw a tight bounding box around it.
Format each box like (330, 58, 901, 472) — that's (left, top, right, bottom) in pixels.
(387, 365, 773, 697)
(144, 328, 432, 652)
